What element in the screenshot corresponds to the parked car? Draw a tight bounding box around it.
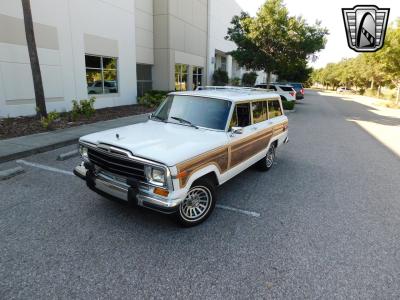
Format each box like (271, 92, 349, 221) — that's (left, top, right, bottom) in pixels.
(287, 82, 305, 100)
(254, 84, 296, 101)
(88, 80, 118, 94)
(74, 87, 289, 226)
(337, 87, 355, 93)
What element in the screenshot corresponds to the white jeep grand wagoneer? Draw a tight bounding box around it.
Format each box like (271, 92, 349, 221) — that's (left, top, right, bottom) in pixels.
(74, 87, 289, 226)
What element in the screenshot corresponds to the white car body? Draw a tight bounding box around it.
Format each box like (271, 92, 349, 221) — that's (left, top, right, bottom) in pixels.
(255, 84, 297, 101)
(74, 87, 289, 225)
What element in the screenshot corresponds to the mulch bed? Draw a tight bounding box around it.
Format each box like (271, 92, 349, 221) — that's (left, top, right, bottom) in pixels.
(0, 104, 154, 140)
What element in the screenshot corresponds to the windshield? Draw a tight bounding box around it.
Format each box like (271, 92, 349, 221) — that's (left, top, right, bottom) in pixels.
(153, 95, 232, 130)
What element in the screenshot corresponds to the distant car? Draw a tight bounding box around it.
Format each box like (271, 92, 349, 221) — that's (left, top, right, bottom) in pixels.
(255, 84, 296, 102)
(88, 80, 118, 94)
(337, 87, 355, 93)
(287, 82, 305, 100)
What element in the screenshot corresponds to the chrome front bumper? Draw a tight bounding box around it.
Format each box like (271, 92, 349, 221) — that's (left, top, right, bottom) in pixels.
(74, 163, 182, 214)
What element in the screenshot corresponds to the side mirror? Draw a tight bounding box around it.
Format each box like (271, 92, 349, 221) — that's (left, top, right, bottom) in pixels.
(148, 113, 153, 119)
(231, 127, 243, 135)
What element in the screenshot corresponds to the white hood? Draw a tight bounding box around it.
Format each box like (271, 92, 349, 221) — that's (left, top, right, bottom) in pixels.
(80, 120, 228, 166)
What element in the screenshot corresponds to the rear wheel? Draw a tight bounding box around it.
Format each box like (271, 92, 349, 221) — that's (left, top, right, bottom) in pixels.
(257, 143, 276, 171)
(176, 178, 216, 227)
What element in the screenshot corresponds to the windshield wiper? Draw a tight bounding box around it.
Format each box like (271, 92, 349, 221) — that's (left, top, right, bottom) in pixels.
(171, 117, 199, 129)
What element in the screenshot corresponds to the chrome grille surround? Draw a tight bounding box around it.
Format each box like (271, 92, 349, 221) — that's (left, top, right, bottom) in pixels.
(80, 141, 173, 190)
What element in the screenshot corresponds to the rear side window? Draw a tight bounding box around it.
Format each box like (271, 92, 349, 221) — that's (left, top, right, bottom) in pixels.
(252, 101, 267, 124)
(268, 100, 282, 118)
(280, 86, 294, 91)
(230, 103, 251, 128)
(267, 85, 277, 91)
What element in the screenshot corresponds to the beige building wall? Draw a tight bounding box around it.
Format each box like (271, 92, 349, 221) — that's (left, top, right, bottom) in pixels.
(153, 0, 208, 91)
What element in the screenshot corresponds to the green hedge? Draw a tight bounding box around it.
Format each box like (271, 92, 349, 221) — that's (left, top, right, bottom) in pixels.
(138, 90, 169, 108)
(282, 100, 295, 110)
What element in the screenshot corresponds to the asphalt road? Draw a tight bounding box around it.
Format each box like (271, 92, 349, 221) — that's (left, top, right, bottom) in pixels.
(1, 90, 400, 299)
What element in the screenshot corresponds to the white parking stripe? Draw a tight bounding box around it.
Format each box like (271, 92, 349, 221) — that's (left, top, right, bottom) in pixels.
(16, 160, 74, 176)
(216, 204, 261, 218)
(15, 159, 261, 218)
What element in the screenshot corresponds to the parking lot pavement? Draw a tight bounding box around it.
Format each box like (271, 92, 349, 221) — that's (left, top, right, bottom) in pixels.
(1, 90, 400, 299)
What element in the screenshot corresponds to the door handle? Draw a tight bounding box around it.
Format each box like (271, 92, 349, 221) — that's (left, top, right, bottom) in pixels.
(251, 127, 258, 131)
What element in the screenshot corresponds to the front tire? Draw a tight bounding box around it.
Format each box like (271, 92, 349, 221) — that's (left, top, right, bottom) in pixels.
(257, 143, 276, 171)
(176, 178, 216, 227)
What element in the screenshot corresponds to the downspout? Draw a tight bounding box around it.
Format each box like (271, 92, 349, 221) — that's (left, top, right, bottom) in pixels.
(206, 0, 211, 86)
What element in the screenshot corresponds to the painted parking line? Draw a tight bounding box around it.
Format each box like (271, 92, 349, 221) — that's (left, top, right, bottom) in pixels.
(16, 160, 74, 176)
(15, 159, 261, 218)
(216, 204, 261, 218)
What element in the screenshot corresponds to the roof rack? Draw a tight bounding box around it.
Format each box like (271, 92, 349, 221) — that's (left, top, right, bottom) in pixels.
(196, 86, 274, 92)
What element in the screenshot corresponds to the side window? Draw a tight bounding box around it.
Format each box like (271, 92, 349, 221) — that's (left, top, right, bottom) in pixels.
(267, 85, 277, 91)
(268, 100, 282, 118)
(231, 103, 251, 128)
(252, 101, 267, 124)
(229, 107, 238, 129)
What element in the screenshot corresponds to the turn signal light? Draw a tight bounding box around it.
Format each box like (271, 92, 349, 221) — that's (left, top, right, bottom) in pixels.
(154, 187, 169, 197)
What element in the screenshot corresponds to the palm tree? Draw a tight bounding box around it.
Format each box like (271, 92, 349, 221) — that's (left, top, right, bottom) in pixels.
(21, 0, 47, 118)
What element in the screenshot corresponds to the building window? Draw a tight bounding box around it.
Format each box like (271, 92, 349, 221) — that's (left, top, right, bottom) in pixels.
(175, 64, 188, 91)
(136, 64, 152, 97)
(220, 56, 227, 72)
(85, 54, 118, 95)
(192, 67, 203, 90)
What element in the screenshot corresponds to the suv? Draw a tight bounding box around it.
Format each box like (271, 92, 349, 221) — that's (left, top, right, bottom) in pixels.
(74, 87, 289, 226)
(254, 84, 296, 102)
(287, 82, 304, 100)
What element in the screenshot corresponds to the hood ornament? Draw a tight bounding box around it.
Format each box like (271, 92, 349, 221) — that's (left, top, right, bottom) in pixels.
(116, 133, 120, 140)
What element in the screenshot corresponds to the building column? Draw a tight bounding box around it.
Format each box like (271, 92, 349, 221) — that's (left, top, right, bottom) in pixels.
(227, 55, 233, 79)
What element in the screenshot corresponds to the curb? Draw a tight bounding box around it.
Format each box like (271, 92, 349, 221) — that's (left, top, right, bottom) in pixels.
(0, 166, 25, 180)
(0, 138, 77, 164)
(57, 149, 79, 161)
(284, 109, 296, 113)
(0, 113, 150, 164)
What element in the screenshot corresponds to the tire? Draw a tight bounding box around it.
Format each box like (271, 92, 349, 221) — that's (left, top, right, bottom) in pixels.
(280, 95, 287, 101)
(176, 178, 216, 227)
(257, 143, 276, 171)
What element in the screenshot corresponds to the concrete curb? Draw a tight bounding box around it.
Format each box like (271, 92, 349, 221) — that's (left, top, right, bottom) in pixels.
(0, 138, 78, 164)
(57, 149, 79, 161)
(0, 113, 150, 164)
(0, 166, 25, 180)
(284, 109, 296, 113)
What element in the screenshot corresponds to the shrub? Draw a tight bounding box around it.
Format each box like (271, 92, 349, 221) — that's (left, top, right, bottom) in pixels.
(138, 91, 168, 108)
(242, 72, 258, 87)
(40, 111, 60, 129)
(358, 88, 365, 95)
(71, 97, 96, 121)
(212, 69, 229, 86)
(282, 100, 295, 111)
(230, 77, 241, 86)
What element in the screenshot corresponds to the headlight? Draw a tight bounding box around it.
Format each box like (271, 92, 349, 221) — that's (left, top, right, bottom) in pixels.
(145, 166, 166, 186)
(79, 145, 88, 160)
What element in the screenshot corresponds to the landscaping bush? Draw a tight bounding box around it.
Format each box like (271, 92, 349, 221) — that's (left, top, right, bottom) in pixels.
(71, 97, 96, 120)
(241, 72, 258, 87)
(212, 69, 229, 86)
(138, 91, 168, 108)
(230, 77, 241, 86)
(40, 111, 60, 129)
(282, 100, 295, 111)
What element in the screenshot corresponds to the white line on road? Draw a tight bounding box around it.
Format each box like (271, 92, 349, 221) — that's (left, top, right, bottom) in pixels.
(15, 159, 261, 218)
(216, 204, 261, 218)
(16, 160, 74, 176)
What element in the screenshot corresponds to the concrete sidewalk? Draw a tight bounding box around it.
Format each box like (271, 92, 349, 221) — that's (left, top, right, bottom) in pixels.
(0, 113, 149, 163)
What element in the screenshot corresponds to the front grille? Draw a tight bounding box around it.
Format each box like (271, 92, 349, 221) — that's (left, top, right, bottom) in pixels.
(88, 147, 146, 181)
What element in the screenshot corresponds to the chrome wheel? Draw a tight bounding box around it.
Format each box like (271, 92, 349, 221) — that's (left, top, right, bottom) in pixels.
(179, 186, 212, 222)
(266, 144, 275, 168)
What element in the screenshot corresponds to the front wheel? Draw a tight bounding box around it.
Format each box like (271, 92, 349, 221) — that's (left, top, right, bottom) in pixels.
(257, 143, 276, 171)
(176, 178, 216, 227)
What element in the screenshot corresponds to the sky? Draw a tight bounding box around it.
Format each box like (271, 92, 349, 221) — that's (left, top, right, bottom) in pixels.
(235, 0, 400, 68)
